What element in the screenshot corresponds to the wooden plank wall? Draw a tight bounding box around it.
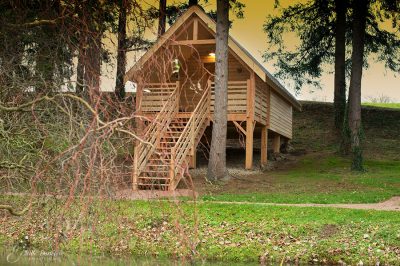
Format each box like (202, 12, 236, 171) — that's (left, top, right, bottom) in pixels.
(269, 90, 293, 139)
(210, 81, 247, 114)
(254, 76, 268, 125)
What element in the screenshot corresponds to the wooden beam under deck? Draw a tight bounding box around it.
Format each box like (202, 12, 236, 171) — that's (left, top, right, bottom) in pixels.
(232, 120, 247, 136)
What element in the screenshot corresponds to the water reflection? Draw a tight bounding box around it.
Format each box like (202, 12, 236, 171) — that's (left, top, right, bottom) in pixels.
(1, 248, 260, 266)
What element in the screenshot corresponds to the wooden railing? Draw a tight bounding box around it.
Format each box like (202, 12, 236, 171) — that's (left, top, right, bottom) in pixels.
(141, 83, 177, 113)
(210, 81, 247, 114)
(133, 81, 180, 189)
(169, 81, 211, 190)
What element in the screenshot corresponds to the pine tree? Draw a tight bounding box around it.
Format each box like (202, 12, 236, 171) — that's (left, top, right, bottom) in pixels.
(207, 0, 230, 181)
(115, 0, 128, 100)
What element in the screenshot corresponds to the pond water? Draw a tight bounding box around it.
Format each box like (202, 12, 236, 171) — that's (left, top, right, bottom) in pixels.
(0, 248, 259, 266)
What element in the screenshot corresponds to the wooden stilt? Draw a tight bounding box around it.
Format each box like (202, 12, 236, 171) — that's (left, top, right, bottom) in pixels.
(245, 74, 256, 170)
(189, 146, 197, 169)
(135, 81, 144, 135)
(280, 137, 290, 153)
(261, 126, 268, 166)
(245, 119, 254, 169)
(272, 133, 281, 153)
(132, 145, 139, 190)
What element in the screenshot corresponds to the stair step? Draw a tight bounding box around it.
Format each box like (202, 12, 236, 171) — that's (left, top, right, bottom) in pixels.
(161, 138, 180, 141)
(149, 159, 171, 163)
(138, 183, 169, 187)
(141, 170, 169, 173)
(138, 177, 170, 180)
(134, 112, 211, 191)
(146, 164, 169, 167)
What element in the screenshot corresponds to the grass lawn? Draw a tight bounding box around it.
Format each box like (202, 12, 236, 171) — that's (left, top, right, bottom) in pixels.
(200, 154, 400, 204)
(195, 102, 400, 204)
(363, 102, 400, 109)
(1, 102, 400, 265)
(1, 197, 400, 265)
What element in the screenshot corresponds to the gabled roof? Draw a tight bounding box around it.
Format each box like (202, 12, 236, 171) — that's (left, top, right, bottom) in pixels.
(125, 5, 301, 110)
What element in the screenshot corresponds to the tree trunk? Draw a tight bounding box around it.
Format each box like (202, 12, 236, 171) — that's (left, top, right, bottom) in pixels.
(84, 20, 102, 99)
(348, 0, 368, 171)
(334, 0, 347, 130)
(158, 0, 167, 36)
(115, 0, 127, 100)
(207, 0, 229, 181)
(75, 1, 85, 96)
(76, 34, 86, 95)
(188, 0, 198, 6)
(85, 34, 101, 92)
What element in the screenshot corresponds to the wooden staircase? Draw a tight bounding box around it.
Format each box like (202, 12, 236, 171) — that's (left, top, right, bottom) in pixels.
(133, 81, 211, 191)
(135, 117, 188, 190)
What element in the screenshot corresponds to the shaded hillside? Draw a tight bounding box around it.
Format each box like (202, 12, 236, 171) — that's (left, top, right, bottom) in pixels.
(293, 101, 400, 160)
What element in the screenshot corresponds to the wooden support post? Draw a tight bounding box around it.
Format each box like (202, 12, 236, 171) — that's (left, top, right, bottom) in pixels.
(281, 137, 290, 153)
(135, 81, 144, 135)
(189, 149, 197, 169)
(132, 79, 143, 191)
(245, 74, 255, 170)
(175, 81, 180, 112)
(272, 133, 281, 153)
(261, 126, 268, 166)
(189, 116, 196, 169)
(245, 120, 254, 169)
(132, 146, 138, 191)
(169, 150, 176, 191)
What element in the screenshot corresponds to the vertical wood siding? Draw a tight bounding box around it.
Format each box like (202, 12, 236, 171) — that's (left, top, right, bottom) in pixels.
(269, 90, 293, 139)
(254, 76, 269, 125)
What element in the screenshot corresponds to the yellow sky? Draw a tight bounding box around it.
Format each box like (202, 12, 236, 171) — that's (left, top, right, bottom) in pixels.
(102, 0, 399, 102)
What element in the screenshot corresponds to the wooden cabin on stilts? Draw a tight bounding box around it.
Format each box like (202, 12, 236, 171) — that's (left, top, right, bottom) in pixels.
(125, 5, 301, 191)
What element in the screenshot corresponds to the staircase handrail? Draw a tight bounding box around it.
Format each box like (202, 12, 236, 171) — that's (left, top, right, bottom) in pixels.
(133, 81, 180, 189)
(169, 80, 211, 189)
